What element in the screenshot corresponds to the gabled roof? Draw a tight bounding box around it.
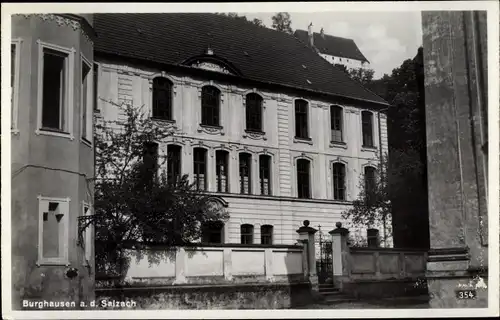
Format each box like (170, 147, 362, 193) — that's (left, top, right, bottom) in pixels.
(294, 29, 369, 63)
(93, 13, 386, 106)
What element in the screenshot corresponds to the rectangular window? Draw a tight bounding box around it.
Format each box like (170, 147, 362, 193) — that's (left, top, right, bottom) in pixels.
(241, 224, 254, 244)
(193, 148, 207, 191)
(330, 106, 343, 143)
(81, 57, 92, 142)
(38, 196, 69, 265)
(216, 150, 229, 193)
(259, 155, 272, 195)
(332, 163, 346, 200)
(202, 221, 224, 244)
(239, 153, 252, 194)
(297, 159, 311, 199)
(167, 145, 182, 184)
(362, 111, 374, 147)
(143, 142, 159, 182)
(42, 48, 68, 131)
(295, 100, 309, 139)
(261, 225, 273, 245)
(93, 63, 99, 111)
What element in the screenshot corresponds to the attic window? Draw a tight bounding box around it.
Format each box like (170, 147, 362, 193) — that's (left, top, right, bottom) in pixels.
(306, 79, 312, 84)
(244, 51, 249, 56)
(302, 65, 307, 69)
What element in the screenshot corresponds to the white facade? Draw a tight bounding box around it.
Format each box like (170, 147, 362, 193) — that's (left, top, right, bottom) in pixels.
(96, 59, 389, 245)
(319, 53, 370, 70)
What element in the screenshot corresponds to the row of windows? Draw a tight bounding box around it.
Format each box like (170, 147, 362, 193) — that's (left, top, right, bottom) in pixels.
(152, 77, 376, 148)
(202, 222, 274, 245)
(144, 143, 378, 200)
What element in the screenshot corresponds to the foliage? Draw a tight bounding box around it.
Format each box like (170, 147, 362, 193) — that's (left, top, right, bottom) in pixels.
(217, 12, 265, 27)
(88, 101, 229, 278)
(271, 12, 293, 34)
(334, 64, 375, 87)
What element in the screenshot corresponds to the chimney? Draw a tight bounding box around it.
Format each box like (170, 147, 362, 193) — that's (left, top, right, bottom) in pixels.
(308, 22, 314, 47)
(320, 27, 325, 38)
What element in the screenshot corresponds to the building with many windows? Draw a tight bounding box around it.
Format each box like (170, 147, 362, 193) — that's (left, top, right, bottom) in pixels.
(93, 13, 389, 246)
(294, 25, 371, 70)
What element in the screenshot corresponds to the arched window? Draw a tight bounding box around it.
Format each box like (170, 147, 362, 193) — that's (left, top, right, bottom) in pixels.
(261, 225, 273, 245)
(361, 111, 374, 147)
(193, 148, 207, 191)
(202, 221, 224, 244)
(246, 93, 263, 132)
(332, 163, 346, 200)
(241, 224, 254, 244)
(297, 159, 311, 199)
(364, 166, 377, 198)
(239, 153, 252, 194)
(295, 99, 309, 139)
(152, 77, 173, 120)
(167, 145, 181, 184)
(330, 106, 343, 143)
(259, 155, 272, 195)
(201, 86, 220, 126)
(216, 150, 229, 193)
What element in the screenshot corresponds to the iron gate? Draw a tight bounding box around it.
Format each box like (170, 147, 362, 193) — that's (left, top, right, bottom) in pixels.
(316, 227, 333, 284)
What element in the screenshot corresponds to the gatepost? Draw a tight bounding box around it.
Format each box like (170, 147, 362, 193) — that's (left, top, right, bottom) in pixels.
(329, 222, 350, 290)
(296, 220, 318, 293)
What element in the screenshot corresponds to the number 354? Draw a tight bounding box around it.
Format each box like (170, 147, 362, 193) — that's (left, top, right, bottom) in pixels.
(456, 290, 477, 299)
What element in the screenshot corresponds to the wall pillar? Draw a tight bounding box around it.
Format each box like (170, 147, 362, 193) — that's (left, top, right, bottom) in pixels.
(296, 220, 318, 292)
(329, 222, 350, 290)
(173, 247, 187, 285)
(422, 11, 488, 308)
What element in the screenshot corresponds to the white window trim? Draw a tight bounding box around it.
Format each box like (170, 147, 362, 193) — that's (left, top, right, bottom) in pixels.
(11, 38, 23, 134)
(292, 98, 313, 145)
(328, 105, 347, 148)
(81, 53, 93, 146)
(82, 202, 92, 266)
(257, 153, 273, 196)
(292, 154, 315, 199)
(148, 72, 178, 121)
(37, 196, 71, 266)
(329, 159, 349, 201)
(35, 40, 75, 140)
(242, 89, 267, 133)
(360, 110, 377, 151)
(197, 81, 226, 134)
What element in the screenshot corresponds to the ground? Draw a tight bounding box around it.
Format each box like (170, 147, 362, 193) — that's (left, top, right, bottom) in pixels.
(296, 296, 430, 309)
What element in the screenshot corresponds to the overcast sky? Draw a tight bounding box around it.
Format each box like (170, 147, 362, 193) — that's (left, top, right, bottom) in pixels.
(241, 11, 423, 79)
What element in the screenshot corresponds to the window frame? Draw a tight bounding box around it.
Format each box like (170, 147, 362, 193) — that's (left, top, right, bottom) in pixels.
(245, 93, 264, 133)
(193, 147, 208, 191)
(361, 110, 374, 148)
(240, 224, 254, 244)
(259, 154, 272, 196)
(330, 105, 344, 144)
(37, 196, 70, 266)
(201, 85, 221, 127)
(261, 225, 273, 245)
(152, 77, 174, 121)
(202, 221, 225, 244)
(294, 99, 310, 140)
(81, 54, 93, 145)
(167, 144, 182, 184)
(296, 158, 312, 199)
(364, 166, 377, 197)
(215, 150, 230, 193)
(35, 40, 75, 140)
(11, 38, 22, 133)
(332, 162, 346, 200)
(239, 153, 252, 194)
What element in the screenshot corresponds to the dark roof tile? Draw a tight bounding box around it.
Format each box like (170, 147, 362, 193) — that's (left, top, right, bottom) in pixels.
(94, 13, 386, 105)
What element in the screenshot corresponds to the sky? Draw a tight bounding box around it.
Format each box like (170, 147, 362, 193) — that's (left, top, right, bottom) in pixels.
(241, 11, 423, 79)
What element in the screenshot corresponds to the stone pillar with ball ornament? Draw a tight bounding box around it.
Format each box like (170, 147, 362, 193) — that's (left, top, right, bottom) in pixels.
(329, 222, 350, 290)
(296, 220, 318, 292)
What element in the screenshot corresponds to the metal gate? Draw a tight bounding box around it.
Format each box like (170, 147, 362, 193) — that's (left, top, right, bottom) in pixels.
(316, 227, 333, 284)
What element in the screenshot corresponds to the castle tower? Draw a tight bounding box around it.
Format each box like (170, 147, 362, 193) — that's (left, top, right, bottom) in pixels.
(11, 14, 95, 309)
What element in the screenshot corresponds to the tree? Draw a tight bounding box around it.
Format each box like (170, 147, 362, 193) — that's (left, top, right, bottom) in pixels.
(341, 155, 392, 247)
(271, 12, 293, 34)
(86, 101, 228, 278)
(251, 18, 264, 27)
(217, 13, 265, 27)
(347, 67, 375, 86)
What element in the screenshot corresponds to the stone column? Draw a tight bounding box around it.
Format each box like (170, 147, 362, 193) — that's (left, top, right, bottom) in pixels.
(296, 220, 318, 292)
(329, 222, 350, 290)
(422, 11, 489, 308)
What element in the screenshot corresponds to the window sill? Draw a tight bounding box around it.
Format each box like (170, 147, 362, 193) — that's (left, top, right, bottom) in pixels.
(198, 124, 225, 136)
(11, 129, 20, 135)
(36, 259, 70, 267)
(294, 137, 313, 145)
(243, 129, 267, 141)
(152, 117, 175, 123)
(330, 141, 347, 149)
(36, 128, 74, 140)
(361, 146, 377, 152)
